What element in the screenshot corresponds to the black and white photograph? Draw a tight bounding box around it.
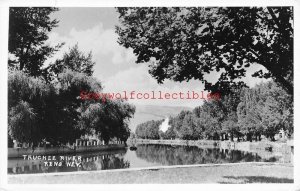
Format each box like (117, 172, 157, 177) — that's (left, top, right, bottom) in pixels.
(0, 0, 299, 190)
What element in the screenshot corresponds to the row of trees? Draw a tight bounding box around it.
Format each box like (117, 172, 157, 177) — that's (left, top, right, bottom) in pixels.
(135, 120, 164, 139)
(135, 81, 293, 141)
(8, 7, 135, 147)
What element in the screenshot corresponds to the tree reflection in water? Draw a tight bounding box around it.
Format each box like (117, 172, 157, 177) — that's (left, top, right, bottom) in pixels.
(81, 154, 130, 171)
(135, 144, 280, 165)
(8, 145, 284, 174)
(8, 150, 130, 174)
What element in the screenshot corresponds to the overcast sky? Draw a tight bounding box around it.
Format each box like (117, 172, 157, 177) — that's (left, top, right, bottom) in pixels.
(47, 7, 268, 108)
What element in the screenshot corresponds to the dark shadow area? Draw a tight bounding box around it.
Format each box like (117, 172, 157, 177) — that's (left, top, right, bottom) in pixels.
(219, 176, 294, 183)
(147, 168, 159, 171)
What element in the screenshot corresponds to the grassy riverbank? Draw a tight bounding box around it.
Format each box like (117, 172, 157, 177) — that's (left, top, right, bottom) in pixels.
(9, 163, 293, 184)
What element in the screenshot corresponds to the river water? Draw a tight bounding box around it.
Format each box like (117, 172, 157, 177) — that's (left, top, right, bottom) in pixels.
(8, 144, 289, 174)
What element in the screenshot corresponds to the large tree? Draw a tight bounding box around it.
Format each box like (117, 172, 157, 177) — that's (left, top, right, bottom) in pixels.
(135, 119, 163, 139)
(9, 101, 38, 144)
(79, 99, 135, 144)
(52, 69, 102, 143)
(237, 81, 293, 141)
(8, 69, 136, 145)
(178, 113, 197, 140)
(8, 70, 51, 145)
(9, 7, 63, 77)
(47, 44, 95, 81)
(116, 7, 293, 95)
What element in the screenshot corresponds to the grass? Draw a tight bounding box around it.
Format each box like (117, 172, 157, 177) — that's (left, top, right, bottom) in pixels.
(8, 163, 293, 184)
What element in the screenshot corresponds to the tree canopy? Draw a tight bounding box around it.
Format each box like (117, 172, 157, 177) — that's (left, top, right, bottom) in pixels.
(237, 81, 293, 141)
(9, 7, 63, 77)
(116, 7, 293, 95)
(135, 119, 164, 139)
(8, 8, 136, 146)
(8, 69, 136, 145)
(47, 44, 95, 81)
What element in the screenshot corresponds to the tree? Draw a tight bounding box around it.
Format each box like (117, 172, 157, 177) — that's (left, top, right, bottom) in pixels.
(8, 101, 38, 144)
(52, 69, 102, 143)
(8, 70, 51, 145)
(259, 82, 293, 139)
(164, 117, 177, 139)
(109, 100, 136, 143)
(79, 99, 135, 144)
(116, 7, 293, 95)
(172, 110, 190, 135)
(237, 81, 293, 141)
(135, 119, 163, 139)
(9, 7, 63, 77)
(8, 69, 103, 145)
(221, 112, 240, 141)
(237, 88, 261, 141)
(47, 44, 95, 81)
(178, 113, 196, 140)
(218, 89, 242, 140)
(198, 101, 222, 140)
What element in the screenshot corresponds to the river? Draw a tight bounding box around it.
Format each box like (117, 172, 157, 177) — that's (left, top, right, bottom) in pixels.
(8, 144, 289, 174)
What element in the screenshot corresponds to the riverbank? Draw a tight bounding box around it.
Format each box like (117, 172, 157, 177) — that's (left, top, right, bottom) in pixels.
(8, 144, 126, 158)
(130, 139, 291, 152)
(8, 162, 293, 184)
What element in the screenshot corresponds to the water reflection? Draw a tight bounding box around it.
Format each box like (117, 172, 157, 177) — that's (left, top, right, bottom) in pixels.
(135, 144, 282, 166)
(8, 149, 130, 174)
(8, 144, 287, 174)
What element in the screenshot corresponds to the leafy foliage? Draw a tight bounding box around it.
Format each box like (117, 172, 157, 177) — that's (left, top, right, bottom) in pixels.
(47, 44, 95, 81)
(237, 81, 293, 141)
(8, 101, 38, 143)
(116, 7, 293, 95)
(9, 7, 63, 77)
(8, 70, 135, 145)
(8, 7, 135, 147)
(135, 120, 164, 139)
(79, 100, 135, 144)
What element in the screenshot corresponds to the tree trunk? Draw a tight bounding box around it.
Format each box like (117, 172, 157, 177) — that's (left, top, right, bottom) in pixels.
(258, 134, 261, 141)
(230, 133, 233, 141)
(247, 133, 252, 142)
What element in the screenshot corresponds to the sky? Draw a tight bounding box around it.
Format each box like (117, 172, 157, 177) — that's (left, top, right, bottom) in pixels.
(47, 7, 268, 108)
